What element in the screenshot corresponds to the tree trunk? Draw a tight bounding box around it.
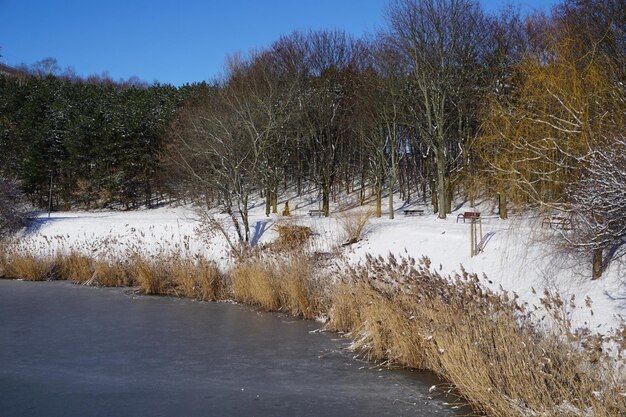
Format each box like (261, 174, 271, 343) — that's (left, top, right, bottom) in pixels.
(445, 177, 452, 214)
(242, 211, 250, 243)
(388, 179, 394, 220)
(360, 171, 365, 205)
(145, 179, 152, 208)
(431, 178, 438, 214)
(375, 185, 382, 218)
(436, 149, 447, 219)
(240, 194, 251, 243)
(322, 184, 330, 217)
(272, 184, 278, 214)
(592, 248, 603, 280)
(498, 191, 508, 220)
(228, 209, 244, 243)
(405, 163, 411, 203)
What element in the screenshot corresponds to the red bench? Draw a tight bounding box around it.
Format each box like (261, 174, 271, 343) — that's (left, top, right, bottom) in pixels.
(456, 211, 480, 223)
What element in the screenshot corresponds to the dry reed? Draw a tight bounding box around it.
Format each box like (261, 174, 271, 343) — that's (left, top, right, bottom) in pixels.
(1, 251, 57, 281)
(231, 253, 321, 319)
(169, 256, 226, 301)
(132, 256, 173, 295)
(338, 208, 373, 245)
(56, 251, 94, 282)
(328, 254, 625, 417)
(1, 238, 623, 417)
(273, 223, 313, 251)
(91, 259, 133, 287)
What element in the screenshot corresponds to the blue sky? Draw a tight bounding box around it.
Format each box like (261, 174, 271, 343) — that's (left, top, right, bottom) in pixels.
(0, 0, 559, 86)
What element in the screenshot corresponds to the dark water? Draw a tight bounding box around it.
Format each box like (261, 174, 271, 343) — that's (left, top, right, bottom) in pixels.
(0, 280, 469, 417)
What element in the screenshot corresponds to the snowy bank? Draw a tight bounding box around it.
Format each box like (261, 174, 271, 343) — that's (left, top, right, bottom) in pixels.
(13, 195, 625, 334)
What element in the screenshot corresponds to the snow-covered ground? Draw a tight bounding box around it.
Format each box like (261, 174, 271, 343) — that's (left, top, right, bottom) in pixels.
(13, 191, 625, 334)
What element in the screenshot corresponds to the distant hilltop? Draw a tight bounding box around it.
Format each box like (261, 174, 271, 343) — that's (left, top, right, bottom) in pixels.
(0, 62, 23, 77)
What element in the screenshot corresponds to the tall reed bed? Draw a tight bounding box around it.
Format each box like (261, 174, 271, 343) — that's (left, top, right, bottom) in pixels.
(0, 247, 57, 281)
(328, 254, 625, 417)
(0, 239, 623, 417)
(231, 253, 322, 319)
(0, 243, 225, 301)
(131, 254, 226, 300)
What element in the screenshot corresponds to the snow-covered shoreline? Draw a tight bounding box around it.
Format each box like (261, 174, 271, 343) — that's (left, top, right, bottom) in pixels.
(12, 196, 625, 334)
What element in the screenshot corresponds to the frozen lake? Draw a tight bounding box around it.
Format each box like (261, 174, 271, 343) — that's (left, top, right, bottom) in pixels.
(0, 280, 468, 417)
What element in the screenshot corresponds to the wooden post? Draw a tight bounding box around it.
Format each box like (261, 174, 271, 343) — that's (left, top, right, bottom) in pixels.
(470, 219, 475, 257)
(470, 218, 483, 257)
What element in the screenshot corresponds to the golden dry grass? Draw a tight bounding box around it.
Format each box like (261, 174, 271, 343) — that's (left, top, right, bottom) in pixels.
(328, 254, 625, 417)
(1, 240, 622, 417)
(95, 252, 225, 296)
(275, 255, 319, 318)
(0, 243, 9, 277)
(328, 282, 362, 333)
(132, 256, 173, 295)
(56, 251, 94, 282)
(273, 223, 313, 251)
(170, 256, 226, 301)
(1, 252, 57, 281)
(338, 208, 373, 245)
(231, 260, 280, 310)
(91, 259, 133, 287)
(231, 253, 321, 319)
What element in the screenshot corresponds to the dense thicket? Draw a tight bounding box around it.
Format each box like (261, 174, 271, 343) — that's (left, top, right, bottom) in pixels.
(0, 72, 186, 209)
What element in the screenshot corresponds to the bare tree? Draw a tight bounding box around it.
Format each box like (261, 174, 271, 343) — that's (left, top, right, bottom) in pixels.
(357, 36, 407, 218)
(302, 30, 369, 216)
(387, 0, 493, 218)
(255, 39, 308, 216)
(266, 33, 312, 198)
(30, 57, 60, 77)
(567, 135, 626, 278)
(168, 51, 296, 246)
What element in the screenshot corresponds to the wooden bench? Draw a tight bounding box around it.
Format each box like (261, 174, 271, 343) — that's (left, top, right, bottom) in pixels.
(542, 216, 572, 230)
(308, 209, 325, 217)
(403, 209, 425, 216)
(456, 211, 481, 223)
